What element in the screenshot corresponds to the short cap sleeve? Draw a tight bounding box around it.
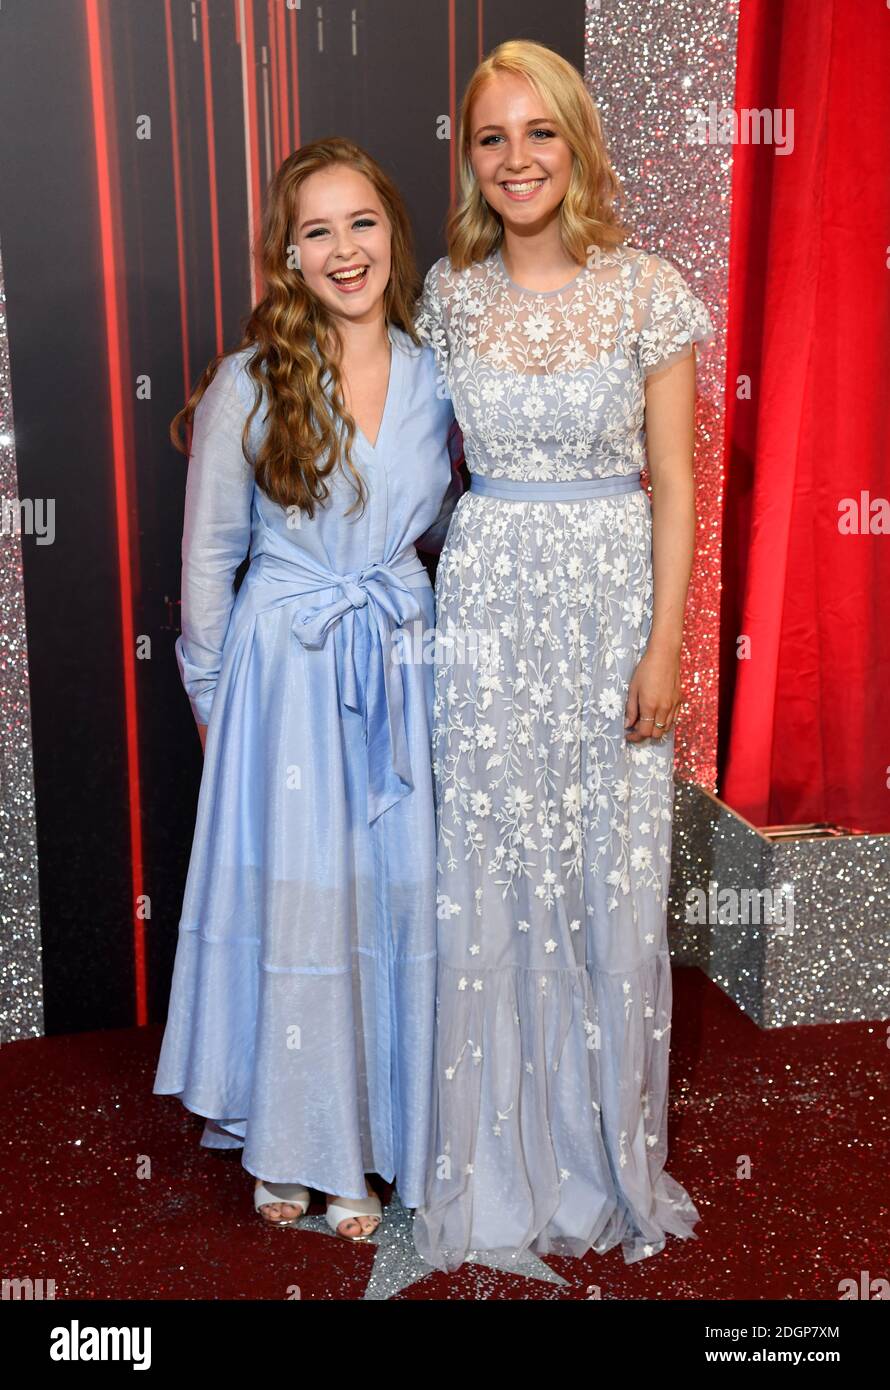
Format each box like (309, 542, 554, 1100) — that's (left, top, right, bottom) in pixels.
(415, 258, 451, 383)
(634, 254, 715, 377)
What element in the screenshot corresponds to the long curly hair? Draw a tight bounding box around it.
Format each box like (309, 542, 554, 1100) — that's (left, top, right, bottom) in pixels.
(447, 40, 632, 270)
(170, 138, 421, 517)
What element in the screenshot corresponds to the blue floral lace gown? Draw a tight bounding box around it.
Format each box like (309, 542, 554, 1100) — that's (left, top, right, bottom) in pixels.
(411, 245, 715, 1269)
(153, 325, 456, 1206)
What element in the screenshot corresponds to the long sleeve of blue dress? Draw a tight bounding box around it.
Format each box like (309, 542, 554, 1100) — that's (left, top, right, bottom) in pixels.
(174, 357, 256, 727)
(415, 419, 464, 555)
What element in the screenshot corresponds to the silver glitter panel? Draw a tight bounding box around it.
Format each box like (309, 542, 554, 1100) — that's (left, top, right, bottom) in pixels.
(585, 0, 737, 790)
(669, 780, 890, 1028)
(0, 238, 44, 1044)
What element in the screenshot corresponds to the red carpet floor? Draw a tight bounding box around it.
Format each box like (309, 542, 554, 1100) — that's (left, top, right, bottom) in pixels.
(1, 968, 886, 1301)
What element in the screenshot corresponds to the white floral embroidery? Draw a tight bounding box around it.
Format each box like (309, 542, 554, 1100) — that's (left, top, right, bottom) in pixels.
(428, 481, 680, 916)
(444, 1039, 484, 1082)
(492, 1104, 514, 1138)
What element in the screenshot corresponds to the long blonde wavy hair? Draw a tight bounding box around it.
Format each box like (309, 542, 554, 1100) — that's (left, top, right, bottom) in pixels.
(448, 40, 632, 269)
(170, 138, 421, 517)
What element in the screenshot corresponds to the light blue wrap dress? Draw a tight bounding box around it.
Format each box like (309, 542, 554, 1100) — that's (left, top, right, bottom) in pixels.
(153, 324, 456, 1206)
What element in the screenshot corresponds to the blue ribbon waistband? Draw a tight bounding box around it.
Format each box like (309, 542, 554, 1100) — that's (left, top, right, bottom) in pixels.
(469, 473, 643, 501)
(246, 546, 430, 599)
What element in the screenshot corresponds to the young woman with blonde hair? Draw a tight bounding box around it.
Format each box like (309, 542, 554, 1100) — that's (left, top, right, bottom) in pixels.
(154, 138, 457, 1241)
(413, 40, 714, 1270)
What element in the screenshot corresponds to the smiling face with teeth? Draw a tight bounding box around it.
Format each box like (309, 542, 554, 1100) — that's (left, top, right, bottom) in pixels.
(294, 165, 392, 326)
(469, 73, 573, 236)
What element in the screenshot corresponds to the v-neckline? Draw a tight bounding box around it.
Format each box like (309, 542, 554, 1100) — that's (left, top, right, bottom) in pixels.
(353, 326, 397, 455)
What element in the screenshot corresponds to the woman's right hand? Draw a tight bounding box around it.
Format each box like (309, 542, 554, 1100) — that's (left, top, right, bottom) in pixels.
(197, 723, 208, 754)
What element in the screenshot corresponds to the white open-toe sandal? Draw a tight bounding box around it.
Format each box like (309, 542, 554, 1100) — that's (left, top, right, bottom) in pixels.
(254, 1181, 311, 1228)
(325, 1191, 383, 1242)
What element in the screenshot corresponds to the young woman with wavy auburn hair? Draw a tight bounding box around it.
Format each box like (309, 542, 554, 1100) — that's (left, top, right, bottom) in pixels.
(412, 41, 715, 1272)
(154, 138, 459, 1242)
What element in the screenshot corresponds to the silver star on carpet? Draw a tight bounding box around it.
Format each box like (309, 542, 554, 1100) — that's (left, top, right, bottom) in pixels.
(295, 1193, 568, 1298)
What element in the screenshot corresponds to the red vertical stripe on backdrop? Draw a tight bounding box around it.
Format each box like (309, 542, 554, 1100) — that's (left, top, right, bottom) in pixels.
(199, 1, 225, 355)
(164, 0, 191, 401)
(268, 0, 281, 170)
(448, 0, 456, 209)
(477, 0, 484, 62)
(84, 0, 148, 1026)
(276, 0, 289, 156)
(289, 0, 300, 148)
(241, 1, 264, 303)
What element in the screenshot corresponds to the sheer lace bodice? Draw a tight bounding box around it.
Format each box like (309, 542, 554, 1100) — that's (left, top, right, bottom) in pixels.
(416, 244, 714, 482)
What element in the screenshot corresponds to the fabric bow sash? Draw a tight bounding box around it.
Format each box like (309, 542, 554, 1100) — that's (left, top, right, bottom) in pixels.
(249, 548, 430, 824)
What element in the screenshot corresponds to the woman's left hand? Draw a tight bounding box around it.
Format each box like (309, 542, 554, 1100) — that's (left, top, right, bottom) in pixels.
(624, 644, 683, 742)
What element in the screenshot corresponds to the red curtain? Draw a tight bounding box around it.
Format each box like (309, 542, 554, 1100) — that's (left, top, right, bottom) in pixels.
(718, 0, 890, 832)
